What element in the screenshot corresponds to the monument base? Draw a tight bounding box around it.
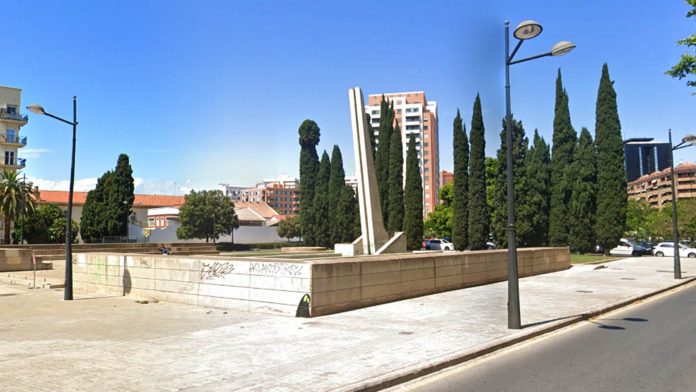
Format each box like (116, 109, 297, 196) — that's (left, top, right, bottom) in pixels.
(73, 247, 570, 317)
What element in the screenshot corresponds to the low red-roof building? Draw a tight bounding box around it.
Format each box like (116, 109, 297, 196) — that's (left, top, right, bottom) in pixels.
(37, 190, 185, 227)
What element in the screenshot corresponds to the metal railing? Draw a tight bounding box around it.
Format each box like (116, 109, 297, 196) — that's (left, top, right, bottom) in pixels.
(3, 136, 27, 145)
(0, 110, 28, 122)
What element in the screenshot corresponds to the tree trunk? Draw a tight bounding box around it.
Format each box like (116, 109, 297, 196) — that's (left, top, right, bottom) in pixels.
(3, 214, 11, 244)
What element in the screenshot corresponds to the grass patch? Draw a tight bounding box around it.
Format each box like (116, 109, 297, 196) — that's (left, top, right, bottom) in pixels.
(571, 253, 621, 264)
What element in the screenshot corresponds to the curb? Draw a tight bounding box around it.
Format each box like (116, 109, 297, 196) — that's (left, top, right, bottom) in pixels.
(345, 276, 696, 392)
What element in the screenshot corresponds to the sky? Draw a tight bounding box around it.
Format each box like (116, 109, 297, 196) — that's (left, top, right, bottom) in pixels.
(5, 0, 695, 194)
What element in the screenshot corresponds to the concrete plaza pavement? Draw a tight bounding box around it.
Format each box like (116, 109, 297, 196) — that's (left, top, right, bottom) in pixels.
(0, 256, 694, 391)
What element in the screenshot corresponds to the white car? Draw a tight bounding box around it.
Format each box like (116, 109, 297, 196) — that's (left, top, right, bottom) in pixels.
(424, 238, 453, 251)
(652, 242, 696, 258)
(609, 238, 651, 257)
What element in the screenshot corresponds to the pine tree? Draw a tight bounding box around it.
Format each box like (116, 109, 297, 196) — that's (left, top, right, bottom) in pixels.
(404, 134, 423, 250)
(376, 98, 394, 227)
(298, 120, 320, 245)
(595, 64, 627, 253)
(491, 118, 528, 248)
(549, 69, 577, 246)
(452, 110, 469, 250)
(569, 127, 597, 253)
(329, 145, 346, 245)
(522, 130, 551, 246)
(312, 151, 331, 248)
(387, 124, 404, 232)
(468, 94, 489, 250)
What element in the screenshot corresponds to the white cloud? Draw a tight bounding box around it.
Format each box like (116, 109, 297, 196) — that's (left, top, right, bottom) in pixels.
(21, 148, 51, 158)
(28, 176, 207, 195)
(29, 177, 98, 192)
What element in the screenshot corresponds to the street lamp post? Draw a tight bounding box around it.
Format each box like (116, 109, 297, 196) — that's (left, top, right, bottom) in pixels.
(27, 97, 78, 301)
(505, 20, 574, 329)
(668, 129, 696, 279)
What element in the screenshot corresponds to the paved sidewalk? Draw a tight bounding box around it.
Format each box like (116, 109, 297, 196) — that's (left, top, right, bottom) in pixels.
(0, 256, 693, 391)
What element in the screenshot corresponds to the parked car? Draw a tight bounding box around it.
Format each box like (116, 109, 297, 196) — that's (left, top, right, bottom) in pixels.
(609, 238, 651, 257)
(637, 241, 655, 252)
(652, 242, 696, 258)
(424, 238, 454, 251)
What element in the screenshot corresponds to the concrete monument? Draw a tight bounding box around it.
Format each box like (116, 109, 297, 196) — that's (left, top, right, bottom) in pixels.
(335, 87, 406, 256)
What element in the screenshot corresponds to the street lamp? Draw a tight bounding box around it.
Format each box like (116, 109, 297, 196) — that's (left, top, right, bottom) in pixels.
(27, 97, 78, 301)
(668, 129, 696, 279)
(505, 20, 575, 329)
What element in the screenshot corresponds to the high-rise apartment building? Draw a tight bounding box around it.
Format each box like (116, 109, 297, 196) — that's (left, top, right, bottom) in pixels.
(624, 138, 671, 182)
(365, 91, 439, 215)
(0, 86, 28, 172)
(627, 162, 696, 208)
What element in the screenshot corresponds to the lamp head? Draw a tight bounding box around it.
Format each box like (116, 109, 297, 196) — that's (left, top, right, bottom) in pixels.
(551, 41, 576, 56)
(514, 20, 543, 40)
(26, 104, 46, 115)
(683, 134, 696, 144)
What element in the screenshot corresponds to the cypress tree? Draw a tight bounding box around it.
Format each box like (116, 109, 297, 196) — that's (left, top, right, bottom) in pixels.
(569, 127, 597, 253)
(491, 118, 529, 248)
(366, 113, 376, 161)
(313, 151, 331, 248)
(329, 145, 346, 245)
(452, 110, 469, 250)
(404, 134, 423, 250)
(595, 64, 627, 253)
(108, 153, 135, 236)
(352, 188, 361, 239)
(298, 120, 321, 245)
(387, 124, 404, 232)
(376, 98, 394, 227)
(468, 94, 489, 250)
(549, 69, 577, 246)
(80, 171, 112, 243)
(522, 130, 551, 246)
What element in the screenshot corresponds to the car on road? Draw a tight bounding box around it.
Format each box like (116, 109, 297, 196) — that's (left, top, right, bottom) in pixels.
(652, 242, 696, 258)
(609, 238, 651, 257)
(423, 238, 454, 251)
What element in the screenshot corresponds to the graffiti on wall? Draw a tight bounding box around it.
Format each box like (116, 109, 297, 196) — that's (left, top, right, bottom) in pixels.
(249, 262, 303, 277)
(201, 261, 235, 280)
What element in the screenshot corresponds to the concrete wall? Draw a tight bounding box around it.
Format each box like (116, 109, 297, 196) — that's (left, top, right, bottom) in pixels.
(146, 220, 283, 244)
(310, 247, 569, 316)
(73, 254, 309, 316)
(0, 248, 35, 272)
(72, 247, 569, 317)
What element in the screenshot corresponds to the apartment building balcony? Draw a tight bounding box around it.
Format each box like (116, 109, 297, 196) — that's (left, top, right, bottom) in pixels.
(0, 135, 27, 146)
(0, 109, 28, 124)
(1, 158, 26, 169)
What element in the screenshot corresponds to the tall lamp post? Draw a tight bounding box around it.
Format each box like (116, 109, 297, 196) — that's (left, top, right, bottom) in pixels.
(505, 20, 575, 329)
(668, 129, 696, 279)
(27, 97, 78, 301)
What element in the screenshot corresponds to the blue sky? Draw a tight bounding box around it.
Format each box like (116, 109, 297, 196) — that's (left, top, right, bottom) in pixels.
(6, 0, 695, 194)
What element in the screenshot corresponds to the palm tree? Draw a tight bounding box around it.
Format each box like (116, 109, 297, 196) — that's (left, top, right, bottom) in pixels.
(0, 170, 37, 244)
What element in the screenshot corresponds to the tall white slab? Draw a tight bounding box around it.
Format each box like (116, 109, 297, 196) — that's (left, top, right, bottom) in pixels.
(348, 87, 390, 254)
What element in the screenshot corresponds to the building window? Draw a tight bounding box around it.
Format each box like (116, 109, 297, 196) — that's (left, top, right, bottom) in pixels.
(4, 151, 14, 165)
(5, 105, 17, 115)
(424, 126, 429, 130)
(423, 142, 429, 147)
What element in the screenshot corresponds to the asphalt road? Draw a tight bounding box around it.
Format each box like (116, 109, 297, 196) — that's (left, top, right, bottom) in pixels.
(403, 282, 696, 392)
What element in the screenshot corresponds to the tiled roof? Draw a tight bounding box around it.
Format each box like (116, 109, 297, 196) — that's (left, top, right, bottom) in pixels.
(233, 201, 279, 219)
(628, 162, 696, 185)
(38, 190, 185, 208)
